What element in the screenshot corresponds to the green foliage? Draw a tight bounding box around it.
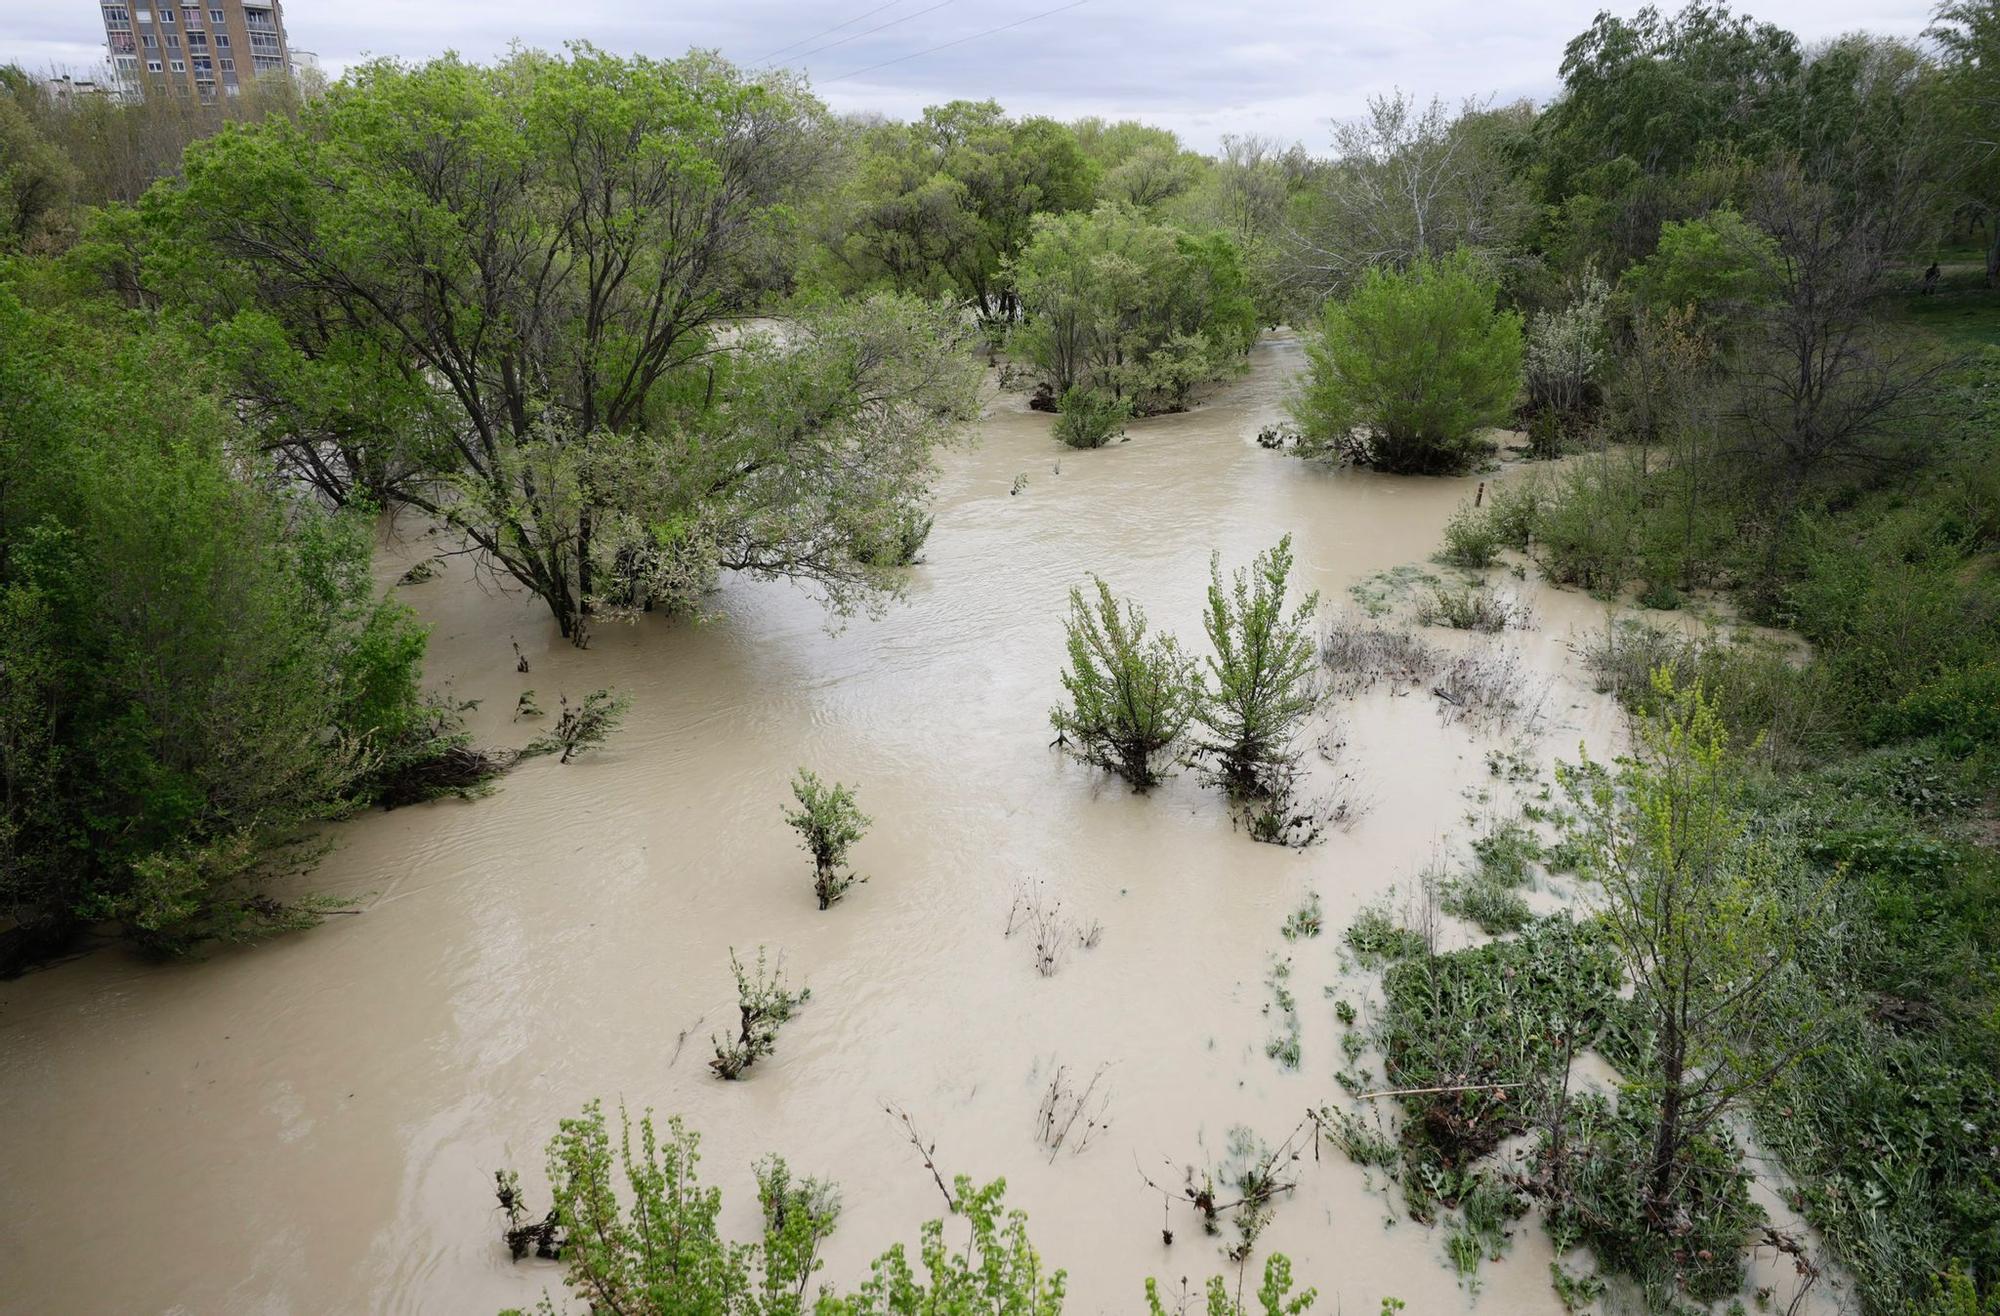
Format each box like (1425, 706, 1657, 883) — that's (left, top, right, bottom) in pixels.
(523, 690, 631, 765)
(813, 100, 1096, 320)
(1343, 906, 1426, 964)
(818, 1177, 1067, 1316)
(1009, 203, 1257, 414)
(1620, 210, 1777, 321)
(1050, 577, 1201, 792)
(508, 1102, 840, 1316)
(1560, 671, 1828, 1216)
(149, 49, 982, 641)
(1194, 536, 1321, 796)
(1436, 501, 1501, 568)
(1052, 387, 1130, 449)
(1143, 1253, 1316, 1316)
(1281, 892, 1324, 941)
(784, 770, 870, 910)
(710, 947, 810, 1080)
(1289, 250, 1524, 474)
(0, 268, 431, 961)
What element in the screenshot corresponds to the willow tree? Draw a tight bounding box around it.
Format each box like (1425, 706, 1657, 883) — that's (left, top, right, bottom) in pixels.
(149, 45, 979, 641)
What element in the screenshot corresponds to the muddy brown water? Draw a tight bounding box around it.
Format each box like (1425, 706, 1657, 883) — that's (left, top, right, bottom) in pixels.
(0, 335, 1839, 1314)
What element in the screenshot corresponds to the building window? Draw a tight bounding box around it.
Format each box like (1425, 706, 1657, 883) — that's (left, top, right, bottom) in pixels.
(165, 32, 179, 46)
(225, 83, 239, 96)
(142, 33, 156, 46)
(218, 56, 233, 70)
(169, 58, 184, 70)
(214, 34, 228, 46)
(188, 32, 206, 47)
(147, 58, 162, 71)
(135, 8, 151, 19)
(103, 5, 131, 20)
(157, 7, 173, 20)
(210, 7, 223, 19)
(252, 55, 283, 71)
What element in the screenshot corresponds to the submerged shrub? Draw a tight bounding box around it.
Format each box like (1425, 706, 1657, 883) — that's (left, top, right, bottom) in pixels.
(784, 769, 870, 910)
(1437, 500, 1501, 568)
(1050, 577, 1201, 791)
(710, 946, 809, 1080)
(523, 689, 630, 765)
(1289, 250, 1524, 475)
(1194, 535, 1322, 797)
(1053, 386, 1131, 448)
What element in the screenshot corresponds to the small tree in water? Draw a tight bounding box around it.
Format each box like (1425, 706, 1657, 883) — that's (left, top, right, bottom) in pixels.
(1049, 578, 1200, 791)
(1557, 669, 1826, 1223)
(785, 770, 870, 910)
(1194, 535, 1322, 798)
(523, 688, 629, 764)
(711, 946, 810, 1080)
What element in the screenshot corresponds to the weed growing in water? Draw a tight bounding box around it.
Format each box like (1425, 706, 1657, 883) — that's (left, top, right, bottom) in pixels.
(1035, 1059, 1112, 1161)
(1281, 893, 1324, 941)
(710, 946, 809, 1080)
(784, 769, 870, 910)
(1004, 877, 1101, 976)
(1264, 956, 1302, 1069)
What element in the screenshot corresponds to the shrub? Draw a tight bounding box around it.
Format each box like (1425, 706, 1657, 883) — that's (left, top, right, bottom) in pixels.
(1194, 535, 1322, 796)
(1436, 500, 1501, 568)
(784, 769, 870, 910)
(1053, 386, 1131, 448)
(1288, 250, 1524, 475)
(1050, 577, 1201, 791)
(710, 947, 809, 1080)
(501, 1102, 839, 1314)
(1414, 585, 1517, 633)
(523, 689, 630, 765)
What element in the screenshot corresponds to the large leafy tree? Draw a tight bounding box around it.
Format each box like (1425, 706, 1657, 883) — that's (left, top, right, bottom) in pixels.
(816, 101, 1095, 319)
(1008, 203, 1258, 413)
(149, 46, 979, 642)
(1933, 0, 2000, 283)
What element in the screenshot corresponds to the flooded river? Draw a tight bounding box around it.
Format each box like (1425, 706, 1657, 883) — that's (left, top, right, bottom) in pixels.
(0, 335, 1834, 1314)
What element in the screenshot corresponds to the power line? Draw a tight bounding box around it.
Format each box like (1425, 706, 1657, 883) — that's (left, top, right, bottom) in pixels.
(770, 0, 961, 68)
(753, 0, 907, 65)
(829, 0, 1093, 82)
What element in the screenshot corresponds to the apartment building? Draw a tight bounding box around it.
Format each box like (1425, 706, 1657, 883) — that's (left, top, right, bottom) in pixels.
(97, 0, 293, 101)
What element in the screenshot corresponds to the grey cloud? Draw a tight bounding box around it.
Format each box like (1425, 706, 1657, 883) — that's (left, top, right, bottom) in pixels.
(4, 0, 1936, 150)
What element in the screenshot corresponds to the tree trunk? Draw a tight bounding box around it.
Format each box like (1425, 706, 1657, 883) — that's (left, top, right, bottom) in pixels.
(1987, 219, 1999, 289)
(1648, 1025, 1685, 1216)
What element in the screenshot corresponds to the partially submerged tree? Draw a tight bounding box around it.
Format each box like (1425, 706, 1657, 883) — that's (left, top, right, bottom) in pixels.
(1194, 536, 1322, 797)
(523, 690, 630, 765)
(1009, 203, 1258, 415)
(711, 946, 810, 1080)
(1289, 250, 1524, 474)
(151, 47, 981, 643)
(784, 770, 870, 910)
(1050, 578, 1201, 792)
(1557, 670, 1830, 1220)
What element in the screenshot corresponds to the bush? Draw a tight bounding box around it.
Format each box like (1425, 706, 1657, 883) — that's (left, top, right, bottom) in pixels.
(1053, 386, 1131, 448)
(1288, 250, 1524, 475)
(523, 689, 630, 765)
(1050, 577, 1200, 791)
(710, 946, 809, 1080)
(0, 277, 433, 961)
(784, 769, 870, 910)
(1436, 500, 1501, 568)
(1194, 535, 1321, 796)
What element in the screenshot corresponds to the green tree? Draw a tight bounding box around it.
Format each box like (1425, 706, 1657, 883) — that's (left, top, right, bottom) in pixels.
(1009, 204, 1257, 415)
(784, 770, 870, 910)
(0, 79, 76, 251)
(1194, 536, 1321, 797)
(0, 268, 431, 960)
(1144, 1253, 1316, 1316)
(1050, 578, 1201, 792)
(150, 47, 980, 643)
(1289, 250, 1523, 474)
(1557, 671, 1828, 1218)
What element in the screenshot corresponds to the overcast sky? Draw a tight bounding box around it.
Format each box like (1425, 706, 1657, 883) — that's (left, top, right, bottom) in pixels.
(5, 0, 1937, 150)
